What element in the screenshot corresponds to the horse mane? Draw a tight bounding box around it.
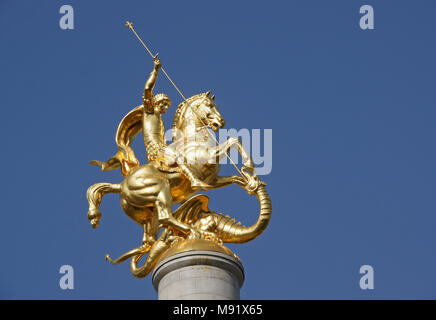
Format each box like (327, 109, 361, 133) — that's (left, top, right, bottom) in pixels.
(172, 93, 207, 141)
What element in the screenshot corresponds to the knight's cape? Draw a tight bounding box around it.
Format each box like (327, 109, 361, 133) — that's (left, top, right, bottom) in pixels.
(90, 106, 143, 175)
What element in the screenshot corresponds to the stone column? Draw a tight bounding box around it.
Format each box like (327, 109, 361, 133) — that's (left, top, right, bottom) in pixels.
(152, 250, 244, 300)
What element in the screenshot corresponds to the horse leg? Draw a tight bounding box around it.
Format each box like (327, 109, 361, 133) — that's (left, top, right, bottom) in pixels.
(86, 182, 121, 228)
(155, 177, 193, 236)
(210, 139, 261, 193)
(215, 137, 254, 171)
(142, 211, 159, 247)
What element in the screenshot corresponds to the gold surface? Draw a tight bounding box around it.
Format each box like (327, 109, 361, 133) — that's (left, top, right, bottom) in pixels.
(157, 238, 241, 264)
(85, 22, 272, 278)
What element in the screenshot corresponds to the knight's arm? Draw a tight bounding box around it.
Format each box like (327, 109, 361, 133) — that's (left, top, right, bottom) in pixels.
(142, 59, 161, 113)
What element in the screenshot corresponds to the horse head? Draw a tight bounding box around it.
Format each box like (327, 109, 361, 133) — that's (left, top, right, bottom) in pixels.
(172, 91, 225, 140)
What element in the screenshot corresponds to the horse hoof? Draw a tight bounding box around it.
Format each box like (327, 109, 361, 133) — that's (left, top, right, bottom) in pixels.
(90, 218, 100, 229)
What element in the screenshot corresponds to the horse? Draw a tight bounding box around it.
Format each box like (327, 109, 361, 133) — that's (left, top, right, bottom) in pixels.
(87, 92, 259, 246)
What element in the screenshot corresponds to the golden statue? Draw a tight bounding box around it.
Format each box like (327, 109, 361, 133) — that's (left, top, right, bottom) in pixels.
(86, 22, 272, 278)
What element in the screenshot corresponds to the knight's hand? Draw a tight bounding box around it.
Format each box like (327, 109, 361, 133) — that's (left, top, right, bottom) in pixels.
(153, 55, 161, 70)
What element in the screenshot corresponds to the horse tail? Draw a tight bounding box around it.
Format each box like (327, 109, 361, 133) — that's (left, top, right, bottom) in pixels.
(86, 182, 121, 228)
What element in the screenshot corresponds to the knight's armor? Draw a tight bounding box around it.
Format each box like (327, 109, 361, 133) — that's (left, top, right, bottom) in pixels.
(142, 110, 171, 169)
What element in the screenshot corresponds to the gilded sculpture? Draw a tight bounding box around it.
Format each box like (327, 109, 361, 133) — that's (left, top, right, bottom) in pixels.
(86, 22, 272, 278)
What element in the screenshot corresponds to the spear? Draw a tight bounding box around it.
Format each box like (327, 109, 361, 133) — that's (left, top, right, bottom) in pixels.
(124, 21, 247, 178)
(125, 21, 186, 100)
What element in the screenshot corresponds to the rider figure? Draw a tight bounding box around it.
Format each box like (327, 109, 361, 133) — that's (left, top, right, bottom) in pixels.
(142, 56, 211, 189)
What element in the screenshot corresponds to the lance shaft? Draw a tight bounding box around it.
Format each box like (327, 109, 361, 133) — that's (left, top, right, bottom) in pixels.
(125, 21, 186, 100)
(124, 21, 246, 178)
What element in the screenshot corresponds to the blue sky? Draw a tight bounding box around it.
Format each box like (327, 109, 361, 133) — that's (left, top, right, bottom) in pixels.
(0, 0, 435, 299)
